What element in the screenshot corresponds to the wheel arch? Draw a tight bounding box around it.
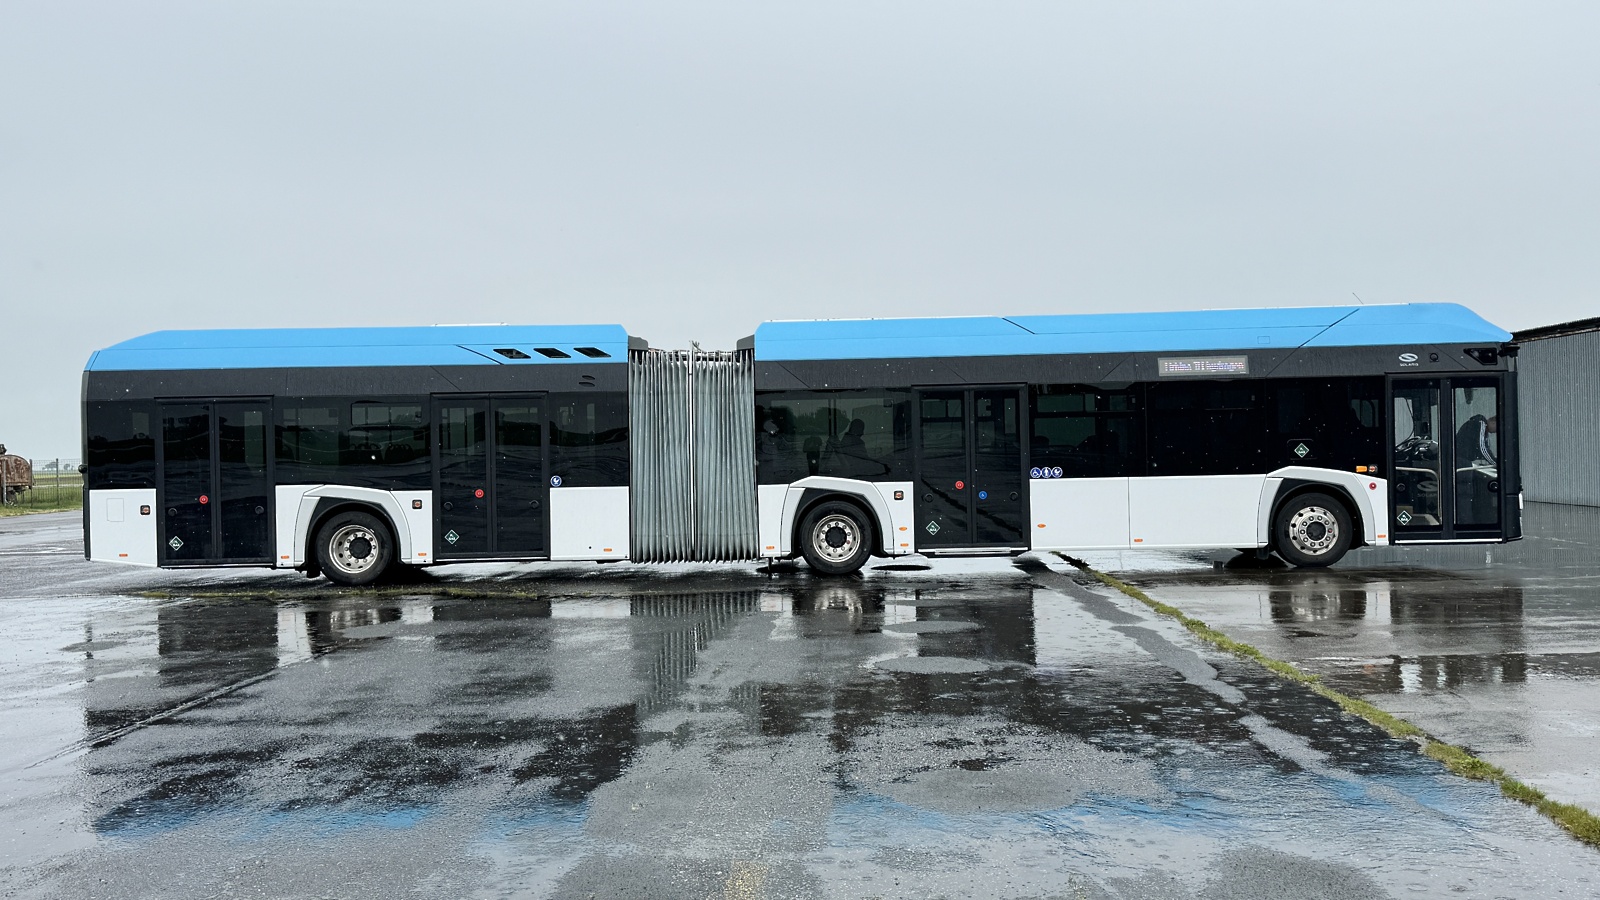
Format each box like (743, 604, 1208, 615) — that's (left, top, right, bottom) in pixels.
(1269, 479, 1365, 550)
(301, 496, 404, 573)
(790, 489, 884, 559)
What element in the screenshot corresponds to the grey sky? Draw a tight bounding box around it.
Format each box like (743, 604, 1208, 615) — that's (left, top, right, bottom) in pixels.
(3, 2, 1597, 458)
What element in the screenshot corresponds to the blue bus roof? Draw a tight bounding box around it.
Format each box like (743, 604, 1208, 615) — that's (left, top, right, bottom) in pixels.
(753, 303, 1511, 361)
(86, 324, 632, 371)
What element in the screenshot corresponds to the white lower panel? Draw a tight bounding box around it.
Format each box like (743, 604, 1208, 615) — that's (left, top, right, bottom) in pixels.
(274, 486, 313, 566)
(550, 486, 630, 560)
(1128, 475, 1266, 548)
(393, 490, 434, 564)
(1029, 478, 1130, 550)
(87, 489, 158, 566)
(758, 484, 789, 557)
(872, 482, 915, 554)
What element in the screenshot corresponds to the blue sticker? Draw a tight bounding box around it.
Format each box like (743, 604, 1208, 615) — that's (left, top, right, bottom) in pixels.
(978, 490, 988, 500)
(1030, 467, 1043, 479)
(1050, 467, 1063, 478)
(550, 475, 563, 487)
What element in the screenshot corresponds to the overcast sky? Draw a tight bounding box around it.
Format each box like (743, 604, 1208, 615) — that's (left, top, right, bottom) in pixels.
(3, 2, 1597, 458)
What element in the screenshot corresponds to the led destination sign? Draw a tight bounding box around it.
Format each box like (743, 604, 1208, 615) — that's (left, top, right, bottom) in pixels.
(1156, 355, 1250, 377)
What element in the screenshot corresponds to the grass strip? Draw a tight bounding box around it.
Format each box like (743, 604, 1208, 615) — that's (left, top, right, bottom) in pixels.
(1057, 553, 1600, 849)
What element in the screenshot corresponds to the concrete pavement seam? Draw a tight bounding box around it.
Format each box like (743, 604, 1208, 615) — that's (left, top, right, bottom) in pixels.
(1056, 552, 1600, 850)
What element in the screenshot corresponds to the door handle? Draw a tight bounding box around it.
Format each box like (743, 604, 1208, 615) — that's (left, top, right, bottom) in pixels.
(530, 499, 541, 509)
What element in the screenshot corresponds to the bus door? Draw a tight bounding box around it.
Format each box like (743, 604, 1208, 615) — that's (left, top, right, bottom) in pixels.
(1388, 376, 1506, 541)
(158, 400, 272, 565)
(914, 387, 1028, 550)
(435, 395, 548, 558)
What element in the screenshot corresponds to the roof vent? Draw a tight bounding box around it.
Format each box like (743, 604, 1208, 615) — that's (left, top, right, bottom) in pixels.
(574, 346, 611, 358)
(534, 348, 572, 359)
(493, 348, 531, 360)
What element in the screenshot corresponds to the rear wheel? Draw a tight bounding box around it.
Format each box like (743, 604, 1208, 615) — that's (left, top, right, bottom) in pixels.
(1273, 493, 1352, 568)
(799, 501, 873, 576)
(315, 510, 394, 586)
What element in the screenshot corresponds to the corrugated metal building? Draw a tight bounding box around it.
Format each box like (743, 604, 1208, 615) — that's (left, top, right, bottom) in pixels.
(1515, 316, 1600, 508)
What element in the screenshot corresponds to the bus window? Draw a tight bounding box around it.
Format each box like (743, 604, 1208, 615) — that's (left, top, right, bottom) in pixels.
(85, 401, 157, 489)
(549, 393, 629, 487)
(1452, 382, 1500, 527)
(1146, 382, 1265, 476)
(276, 400, 431, 489)
(1392, 383, 1442, 528)
(755, 391, 911, 483)
(1028, 385, 1142, 477)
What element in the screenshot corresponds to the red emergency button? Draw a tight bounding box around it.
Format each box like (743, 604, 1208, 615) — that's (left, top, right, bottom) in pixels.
(955, 480, 965, 490)
(198, 494, 209, 505)
(474, 488, 485, 498)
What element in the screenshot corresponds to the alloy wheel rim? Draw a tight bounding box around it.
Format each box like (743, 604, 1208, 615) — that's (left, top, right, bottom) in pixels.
(1287, 506, 1338, 555)
(812, 515, 859, 563)
(330, 524, 380, 574)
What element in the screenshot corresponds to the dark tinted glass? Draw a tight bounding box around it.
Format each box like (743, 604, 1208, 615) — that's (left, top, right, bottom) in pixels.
(85, 402, 157, 488)
(1145, 377, 1385, 477)
(1028, 385, 1142, 477)
(217, 404, 272, 559)
(548, 392, 628, 487)
(161, 404, 215, 560)
(1271, 378, 1384, 470)
(755, 390, 912, 484)
(275, 399, 431, 488)
(1146, 382, 1267, 476)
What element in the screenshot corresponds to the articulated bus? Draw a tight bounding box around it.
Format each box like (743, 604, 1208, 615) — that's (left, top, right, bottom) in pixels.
(82, 304, 1520, 585)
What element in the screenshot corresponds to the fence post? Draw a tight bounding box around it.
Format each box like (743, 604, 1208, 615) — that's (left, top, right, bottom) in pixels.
(55, 458, 61, 505)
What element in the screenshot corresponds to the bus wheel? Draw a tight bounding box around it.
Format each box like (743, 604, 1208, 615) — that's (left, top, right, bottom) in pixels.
(316, 511, 394, 587)
(1274, 493, 1352, 568)
(800, 501, 872, 576)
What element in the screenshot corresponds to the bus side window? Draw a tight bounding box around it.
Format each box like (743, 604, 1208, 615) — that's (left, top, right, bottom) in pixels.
(548, 393, 629, 487)
(1029, 385, 1141, 477)
(86, 401, 157, 489)
(755, 391, 910, 484)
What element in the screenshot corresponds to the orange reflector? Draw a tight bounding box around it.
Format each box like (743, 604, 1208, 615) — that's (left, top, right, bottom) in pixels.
(898, 526, 907, 531)
(280, 555, 290, 559)
(1037, 523, 1046, 528)
(118, 553, 128, 557)
(417, 551, 427, 556)
(602, 548, 613, 553)
(1134, 538, 1144, 543)
(1356, 465, 1368, 473)
(1377, 533, 1387, 539)
(900, 542, 909, 547)
(766, 545, 776, 550)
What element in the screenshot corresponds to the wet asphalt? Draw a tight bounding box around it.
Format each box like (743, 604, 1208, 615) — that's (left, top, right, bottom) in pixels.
(1086, 500, 1600, 815)
(3, 511, 1600, 898)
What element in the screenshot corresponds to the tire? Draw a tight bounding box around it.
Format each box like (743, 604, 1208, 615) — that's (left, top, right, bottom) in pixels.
(1273, 492, 1353, 568)
(799, 501, 873, 576)
(315, 510, 395, 586)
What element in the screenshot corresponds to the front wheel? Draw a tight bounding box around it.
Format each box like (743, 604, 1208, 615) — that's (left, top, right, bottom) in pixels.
(799, 501, 873, 576)
(315, 510, 395, 586)
(1273, 492, 1353, 568)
